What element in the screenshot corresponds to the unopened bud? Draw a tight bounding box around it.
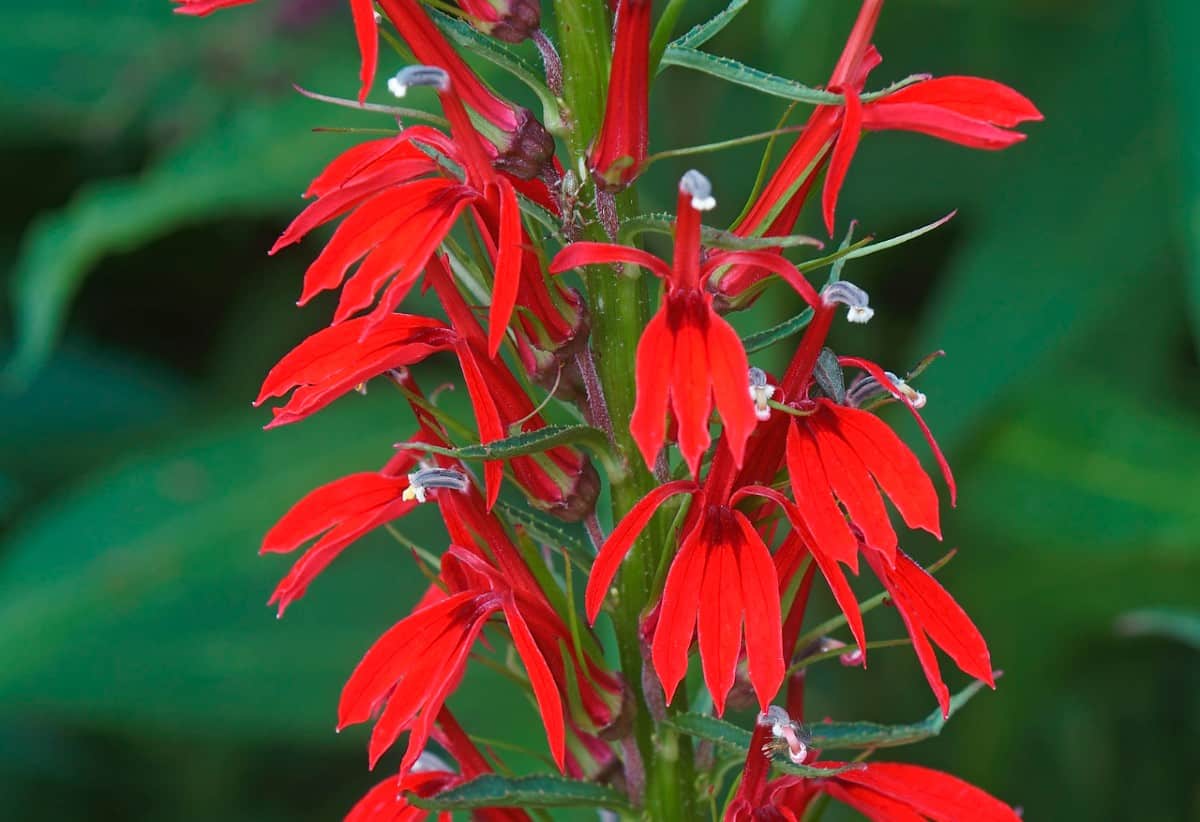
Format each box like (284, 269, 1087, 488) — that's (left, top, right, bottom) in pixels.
(748, 367, 776, 421)
(402, 467, 470, 503)
(388, 65, 450, 98)
(680, 170, 716, 211)
(821, 281, 873, 323)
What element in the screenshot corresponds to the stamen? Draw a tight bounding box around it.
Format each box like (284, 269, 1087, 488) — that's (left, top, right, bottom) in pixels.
(388, 65, 451, 98)
(757, 705, 809, 764)
(679, 169, 716, 211)
(845, 371, 926, 409)
(821, 280, 874, 323)
(748, 366, 777, 421)
(402, 467, 470, 503)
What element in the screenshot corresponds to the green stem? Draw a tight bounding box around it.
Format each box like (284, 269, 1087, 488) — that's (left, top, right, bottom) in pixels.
(552, 1, 695, 814)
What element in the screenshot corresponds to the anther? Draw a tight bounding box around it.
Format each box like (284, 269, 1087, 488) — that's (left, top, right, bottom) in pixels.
(388, 65, 451, 98)
(679, 169, 716, 211)
(821, 280, 874, 323)
(845, 371, 926, 409)
(402, 467, 470, 503)
(757, 706, 809, 764)
(748, 367, 776, 421)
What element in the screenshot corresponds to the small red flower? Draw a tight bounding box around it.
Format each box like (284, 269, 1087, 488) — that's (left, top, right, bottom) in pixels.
(552, 171, 821, 474)
(732, 0, 1041, 250)
(586, 447, 792, 714)
(271, 66, 526, 354)
(588, 0, 652, 191)
(172, 0, 379, 104)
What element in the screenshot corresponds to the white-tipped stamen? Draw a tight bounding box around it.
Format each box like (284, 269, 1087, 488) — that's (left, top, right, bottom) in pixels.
(680, 169, 716, 211)
(748, 366, 776, 421)
(758, 705, 810, 765)
(388, 65, 451, 99)
(885, 371, 927, 408)
(402, 467, 470, 503)
(821, 280, 874, 324)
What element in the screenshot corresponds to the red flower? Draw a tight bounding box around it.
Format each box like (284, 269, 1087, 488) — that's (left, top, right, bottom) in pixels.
(377, 0, 553, 178)
(586, 444, 794, 714)
(588, 0, 652, 191)
(270, 67, 526, 354)
(552, 171, 821, 474)
(728, 710, 1021, 821)
(729, 0, 1041, 278)
(172, 0, 379, 104)
(455, 0, 540, 44)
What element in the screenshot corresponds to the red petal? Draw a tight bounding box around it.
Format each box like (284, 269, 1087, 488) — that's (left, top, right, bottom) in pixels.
(339, 592, 480, 728)
(669, 294, 714, 476)
(651, 523, 709, 704)
(861, 102, 1027, 150)
(697, 520, 743, 715)
(504, 599, 567, 771)
(804, 534, 867, 661)
(732, 511, 785, 709)
(704, 309, 757, 469)
(486, 178, 524, 356)
(706, 250, 822, 308)
(880, 76, 1043, 127)
(822, 782, 925, 822)
(835, 762, 1022, 822)
(349, 0, 379, 104)
(629, 306, 674, 470)
(810, 413, 897, 563)
(828, 403, 942, 536)
(822, 87, 862, 235)
(455, 341, 505, 509)
(549, 242, 671, 280)
(786, 420, 859, 568)
(585, 480, 697, 621)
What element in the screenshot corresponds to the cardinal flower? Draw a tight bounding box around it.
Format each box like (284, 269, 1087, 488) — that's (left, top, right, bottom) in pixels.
(269, 65, 526, 354)
(552, 171, 822, 474)
(586, 437, 802, 714)
(172, 0, 379, 103)
(725, 0, 1041, 298)
(588, 0, 652, 191)
(727, 707, 1021, 821)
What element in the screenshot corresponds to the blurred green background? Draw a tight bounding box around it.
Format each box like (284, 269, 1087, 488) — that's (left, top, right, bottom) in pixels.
(1, 0, 1198, 819)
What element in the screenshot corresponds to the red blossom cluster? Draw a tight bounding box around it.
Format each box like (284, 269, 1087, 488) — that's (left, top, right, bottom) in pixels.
(175, 0, 1040, 818)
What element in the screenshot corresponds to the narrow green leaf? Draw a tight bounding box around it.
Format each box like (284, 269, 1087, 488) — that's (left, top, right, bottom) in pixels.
(663, 714, 864, 777)
(806, 678, 991, 749)
(394, 424, 610, 462)
(660, 46, 840, 105)
(620, 213, 822, 250)
(410, 774, 633, 811)
(669, 0, 750, 51)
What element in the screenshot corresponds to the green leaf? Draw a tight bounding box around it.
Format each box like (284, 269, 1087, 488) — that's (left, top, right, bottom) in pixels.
(1115, 609, 1200, 651)
(659, 45, 840, 105)
(663, 715, 861, 777)
(805, 678, 991, 749)
(396, 424, 611, 463)
(670, 0, 750, 50)
(409, 774, 633, 812)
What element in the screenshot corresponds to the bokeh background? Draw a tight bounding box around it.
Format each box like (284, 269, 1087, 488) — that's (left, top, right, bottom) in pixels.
(2, 0, 1198, 819)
